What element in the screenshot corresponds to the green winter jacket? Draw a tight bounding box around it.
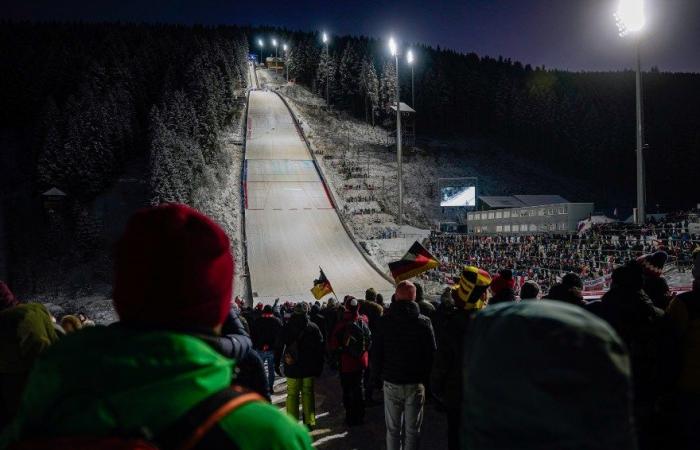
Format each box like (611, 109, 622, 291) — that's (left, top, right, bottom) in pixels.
(0, 325, 312, 450)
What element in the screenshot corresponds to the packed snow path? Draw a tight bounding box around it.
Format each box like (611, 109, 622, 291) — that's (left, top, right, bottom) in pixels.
(244, 87, 392, 303)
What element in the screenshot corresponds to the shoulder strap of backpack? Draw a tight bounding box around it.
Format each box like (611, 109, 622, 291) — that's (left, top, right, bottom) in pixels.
(157, 385, 263, 450)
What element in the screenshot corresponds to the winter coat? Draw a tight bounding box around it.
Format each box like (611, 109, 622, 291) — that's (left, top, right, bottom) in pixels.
(275, 314, 324, 379)
(667, 288, 700, 394)
(323, 305, 342, 339)
(431, 310, 473, 409)
(329, 311, 370, 373)
(251, 313, 283, 351)
(196, 311, 267, 399)
(310, 309, 327, 342)
(358, 299, 383, 334)
(596, 287, 664, 403)
(417, 300, 435, 322)
(372, 300, 436, 385)
(0, 325, 312, 450)
(461, 301, 635, 450)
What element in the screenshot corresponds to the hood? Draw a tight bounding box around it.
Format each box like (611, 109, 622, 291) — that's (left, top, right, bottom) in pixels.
(462, 301, 634, 450)
(4, 325, 233, 440)
(389, 300, 420, 317)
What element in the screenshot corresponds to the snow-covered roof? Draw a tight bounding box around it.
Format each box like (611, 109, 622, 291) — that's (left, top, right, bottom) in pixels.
(512, 195, 569, 206)
(42, 187, 67, 197)
(479, 196, 525, 208)
(389, 102, 415, 113)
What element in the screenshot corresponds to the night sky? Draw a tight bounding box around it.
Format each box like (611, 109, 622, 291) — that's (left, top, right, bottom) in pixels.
(4, 0, 699, 72)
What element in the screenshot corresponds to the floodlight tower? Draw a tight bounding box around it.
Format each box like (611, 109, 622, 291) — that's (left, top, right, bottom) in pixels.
(407, 49, 415, 108)
(272, 38, 278, 73)
(322, 32, 330, 107)
(615, 0, 647, 224)
(257, 39, 264, 65)
(389, 37, 403, 226)
(283, 43, 289, 81)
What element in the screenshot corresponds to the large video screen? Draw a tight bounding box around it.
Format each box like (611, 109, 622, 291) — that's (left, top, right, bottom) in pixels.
(440, 185, 476, 207)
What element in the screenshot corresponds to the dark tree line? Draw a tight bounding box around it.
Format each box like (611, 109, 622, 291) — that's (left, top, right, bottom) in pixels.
(260, 29, 700, 210)
(0, 22, 248, 293)
(1, 22, 248, 202)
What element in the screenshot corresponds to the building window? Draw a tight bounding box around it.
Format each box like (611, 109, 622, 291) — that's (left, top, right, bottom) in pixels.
(538, 208, 545, 216)
(496, 225, 503, 233)
(529, 224, 537, 232)
(504, 224, 511, 232)
(503, 210, 511, 218)
(488, 212, 495, 220)
(512, 224, 519, 232)
(496, 211, 503, 219)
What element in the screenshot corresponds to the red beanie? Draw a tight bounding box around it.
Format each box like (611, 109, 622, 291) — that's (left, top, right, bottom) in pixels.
(0, 281, 19, 310)
(113, 204, 233, 329)
(490, 269, 515, 296)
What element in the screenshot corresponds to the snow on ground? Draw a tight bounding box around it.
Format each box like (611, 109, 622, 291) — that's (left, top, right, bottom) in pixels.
(191, 107, 247, 301)
(35, 98, 249, 324)
(258, 67, 592, 298)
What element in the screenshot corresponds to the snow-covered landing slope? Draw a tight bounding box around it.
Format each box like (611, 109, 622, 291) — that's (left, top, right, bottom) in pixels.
(244, 90, 393, 303)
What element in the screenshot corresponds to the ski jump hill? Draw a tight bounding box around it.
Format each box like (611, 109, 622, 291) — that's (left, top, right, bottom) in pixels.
(243, 64, 393, 304)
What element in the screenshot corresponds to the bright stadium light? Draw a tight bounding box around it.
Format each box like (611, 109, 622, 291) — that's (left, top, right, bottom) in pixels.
(322, 32, 328, 44)
(613, 0, 648, 224)
(283, 43, 288, 51)
(615, 0, 646, 37)
(389, 37, 397, 56)
(407, 49, 415, 109)
(257, 39, 263, 47)
(272, 38, 278, 46)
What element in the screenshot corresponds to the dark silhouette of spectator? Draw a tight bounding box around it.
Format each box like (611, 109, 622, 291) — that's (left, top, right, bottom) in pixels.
(372, 281, 436, 450)
(275, 302, 324, 430)
(329, 297, 371, 426)
(520, 280, 541, 300)
(462, 301, 636, 449)
(252, 305, 283, 395)
(432, 265, 491, 450)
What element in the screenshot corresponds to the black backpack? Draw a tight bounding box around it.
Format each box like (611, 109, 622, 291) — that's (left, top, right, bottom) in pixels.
(343, 318, 371, 359)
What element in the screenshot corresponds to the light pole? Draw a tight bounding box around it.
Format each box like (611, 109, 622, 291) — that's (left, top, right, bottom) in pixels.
(389, 37, 403, 226)
(615, 0, 646, 224)
(322, 32, 329, 107)
(272, 38, 278, 73)
(283, 43, 289, 82)
(257, 39, 264, 65)
(407, 49, 415, 108)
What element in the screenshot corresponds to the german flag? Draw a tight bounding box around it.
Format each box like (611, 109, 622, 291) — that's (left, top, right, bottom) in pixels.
(311, 268, 333, 300)
(389, 241, 440, 283)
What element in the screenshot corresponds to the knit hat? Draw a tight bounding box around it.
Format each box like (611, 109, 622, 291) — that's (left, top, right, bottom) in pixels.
(395, 280, 417, 301)
(490, 269, 515, 296)
(365, 287, 377, 302)
(293, 302, 309, 315)
(452, 266, 492, 311)
(263, 305, 273, 314)
(344, 296, 358, 308)
(636, 251, 667, 278)
(0, 281, 18, 310)
(113, 203, 233, 330)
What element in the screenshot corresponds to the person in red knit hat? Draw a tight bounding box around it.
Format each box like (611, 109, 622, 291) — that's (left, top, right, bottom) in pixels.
(1, 204, 312, 450)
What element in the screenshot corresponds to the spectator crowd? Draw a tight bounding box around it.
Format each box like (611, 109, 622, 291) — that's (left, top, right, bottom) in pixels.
(423, 214, 699, 295)
(1, 203, 699, 450)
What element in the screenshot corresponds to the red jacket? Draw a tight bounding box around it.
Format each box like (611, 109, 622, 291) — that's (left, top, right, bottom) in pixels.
(329, 311, 369, 373)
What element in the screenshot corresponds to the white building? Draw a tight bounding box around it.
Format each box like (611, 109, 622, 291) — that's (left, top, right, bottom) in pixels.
(467, 195, 594, 234)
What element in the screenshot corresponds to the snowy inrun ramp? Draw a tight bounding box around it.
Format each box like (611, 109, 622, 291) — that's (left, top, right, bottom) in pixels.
(244, 90, 392, 302)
